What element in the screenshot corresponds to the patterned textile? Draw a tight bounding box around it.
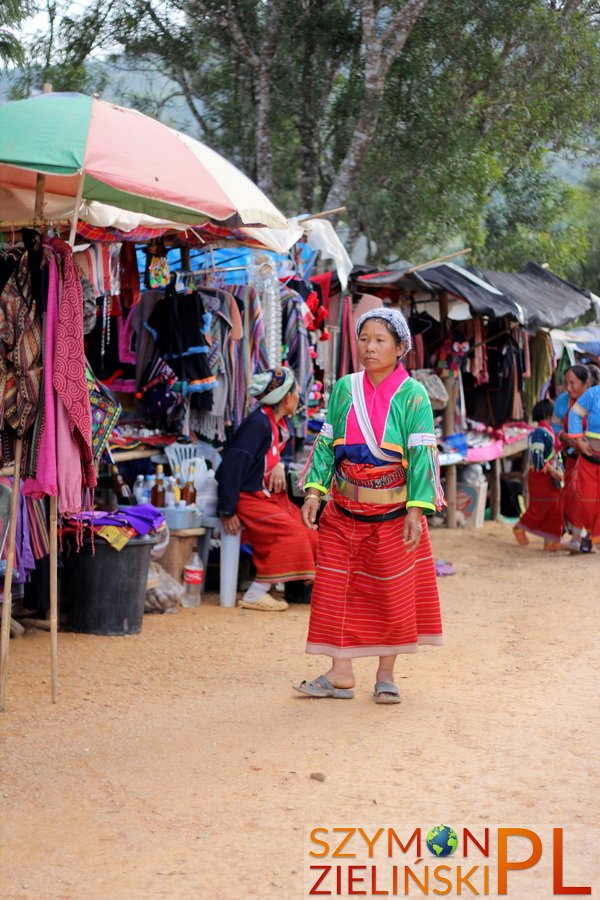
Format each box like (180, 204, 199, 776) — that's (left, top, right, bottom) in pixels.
(0, 250, 42, 437)
(304, 369, 444, 512)
(77, 223, 167, 243)
(306, 503, 442, 657)
(236, 490, 318, 582)
(87, 367, 122, 460)
(50, 238, 96, 492)
(249, 366, 295, 405)
(22, 251, 59, 498)
(281, 287, 313, 438)
(236, 283, 269, 424)
(302, 366, 443, 659)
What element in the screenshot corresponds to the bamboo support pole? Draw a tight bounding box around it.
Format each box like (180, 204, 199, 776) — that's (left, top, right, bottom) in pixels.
(0, 438, 24, 711)
(301, 206, 347, 222)
(407, 248, 472, 273)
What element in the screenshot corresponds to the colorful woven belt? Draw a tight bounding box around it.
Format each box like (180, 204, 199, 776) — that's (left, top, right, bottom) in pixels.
(335, 474, 407, 506)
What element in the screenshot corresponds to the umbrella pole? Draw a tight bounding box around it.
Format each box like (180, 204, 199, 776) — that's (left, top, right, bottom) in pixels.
(68, 173, 84, 247)
(0, 438, 24, 711)
(49, 495, 58, 702)
(47, 180, 84, 703)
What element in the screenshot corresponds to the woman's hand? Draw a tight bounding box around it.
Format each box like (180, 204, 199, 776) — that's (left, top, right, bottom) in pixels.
(267, 462, 287, 493)
(403, 507, 423, 550)
(301, 495, 321, 530)
(220, 514, 242, 535)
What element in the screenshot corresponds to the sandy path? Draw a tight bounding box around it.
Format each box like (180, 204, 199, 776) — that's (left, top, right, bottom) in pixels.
(1, 521, 598, 899)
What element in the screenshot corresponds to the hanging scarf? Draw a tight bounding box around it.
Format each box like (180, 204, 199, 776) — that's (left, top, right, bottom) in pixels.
(50, 238, 96, 492)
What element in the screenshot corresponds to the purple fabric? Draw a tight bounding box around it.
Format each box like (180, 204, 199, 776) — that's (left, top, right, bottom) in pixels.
(14, 489, 36, 583)
(435, 559, 456, 577)
(72, 504, 165, 536)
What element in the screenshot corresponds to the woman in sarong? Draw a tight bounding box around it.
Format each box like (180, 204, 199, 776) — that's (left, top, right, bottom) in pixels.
(552, 365, 594, 489)
(294, 308, 444, 705)
(513, 399, 564, 551)
(217, 367, 318, 611)
(566, 384, 600, 550)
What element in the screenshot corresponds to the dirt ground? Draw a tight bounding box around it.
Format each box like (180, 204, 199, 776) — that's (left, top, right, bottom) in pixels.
(1, 520, 598, 899)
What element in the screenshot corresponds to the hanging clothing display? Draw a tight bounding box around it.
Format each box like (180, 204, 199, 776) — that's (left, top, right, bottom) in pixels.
(0, 246, 42, 438)
(0, 234, 97, 518)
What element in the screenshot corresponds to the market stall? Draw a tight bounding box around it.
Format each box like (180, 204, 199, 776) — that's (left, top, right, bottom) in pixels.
(344, 258, 599, 527)
(0, 90, 298, 709)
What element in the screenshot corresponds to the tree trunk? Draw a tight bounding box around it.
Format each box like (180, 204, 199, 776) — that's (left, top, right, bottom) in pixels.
(299, 49, 318, 211)
(255, 63, 273, 196)
(325, 0, 430, 210)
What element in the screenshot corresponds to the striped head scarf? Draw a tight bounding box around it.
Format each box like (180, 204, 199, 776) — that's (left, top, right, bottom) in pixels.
(249, 367, 296, 406)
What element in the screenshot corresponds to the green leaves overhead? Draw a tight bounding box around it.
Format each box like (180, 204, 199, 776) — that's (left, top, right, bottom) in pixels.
(11, 0, 600, 278)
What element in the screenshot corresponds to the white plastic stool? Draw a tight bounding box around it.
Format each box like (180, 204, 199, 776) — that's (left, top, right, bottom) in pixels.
(198, 515, 240, 608)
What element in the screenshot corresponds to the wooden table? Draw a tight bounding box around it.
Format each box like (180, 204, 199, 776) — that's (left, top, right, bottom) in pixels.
(441, 437, 529, 527)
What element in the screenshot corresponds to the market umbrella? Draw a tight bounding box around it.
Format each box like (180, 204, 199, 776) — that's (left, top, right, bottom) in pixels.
(0, 92, 289, 229)
(0, 92, 289, 710)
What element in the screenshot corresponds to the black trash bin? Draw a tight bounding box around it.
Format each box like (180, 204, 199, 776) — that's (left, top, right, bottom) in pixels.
(62, 534, 156, 635)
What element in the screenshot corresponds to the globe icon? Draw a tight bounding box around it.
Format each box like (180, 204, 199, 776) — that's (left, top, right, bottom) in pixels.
(426, 824, 458, 857)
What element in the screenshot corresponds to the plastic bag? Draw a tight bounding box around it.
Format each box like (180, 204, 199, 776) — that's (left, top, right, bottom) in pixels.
(145, 561, 184, 614)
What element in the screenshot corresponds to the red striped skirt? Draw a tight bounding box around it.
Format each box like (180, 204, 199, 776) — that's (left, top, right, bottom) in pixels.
(518, 470, 564, 541)
(564, 456, 600, 540)
(236, 490, 318, 582)
(306, 497, 443, 659)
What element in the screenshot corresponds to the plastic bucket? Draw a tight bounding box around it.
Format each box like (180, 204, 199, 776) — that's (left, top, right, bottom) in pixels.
(63, 534, 156, 635)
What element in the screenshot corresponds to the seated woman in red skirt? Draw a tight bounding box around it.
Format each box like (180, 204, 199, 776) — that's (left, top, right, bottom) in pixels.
(514, 399, 564, 551)
(216, 367, 318, 611)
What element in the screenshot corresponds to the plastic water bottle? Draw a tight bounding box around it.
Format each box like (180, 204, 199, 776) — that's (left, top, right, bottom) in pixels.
(181, 551, 204, 607)
(133, 475, 146, 505)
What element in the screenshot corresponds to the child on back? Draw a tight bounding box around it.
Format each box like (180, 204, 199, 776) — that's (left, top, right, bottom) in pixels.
(514, 399, 564, 551)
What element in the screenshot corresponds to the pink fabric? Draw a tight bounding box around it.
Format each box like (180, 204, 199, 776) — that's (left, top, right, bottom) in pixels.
(345, 365, 409, 446)
(118, 315, 137, 365)
(56, 394, 82, 516)
(22, 253, 59, 498)
(50, 239, 96, 493)
(466, 439, 505, 463)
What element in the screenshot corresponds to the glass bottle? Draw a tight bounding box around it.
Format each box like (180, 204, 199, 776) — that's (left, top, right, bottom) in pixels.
(173, 464, 182, 503)
(181, 462, 197, 505)
(150, 464, 166, 508)
(111, 465, 133, 504)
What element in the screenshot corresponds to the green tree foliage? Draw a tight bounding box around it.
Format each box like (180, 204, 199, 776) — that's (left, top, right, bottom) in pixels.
(0, 0, 36, 67)
(12, 0, 600, 275)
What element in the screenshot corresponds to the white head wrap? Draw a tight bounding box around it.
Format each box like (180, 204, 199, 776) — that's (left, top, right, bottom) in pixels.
(356, 308, 412, 358)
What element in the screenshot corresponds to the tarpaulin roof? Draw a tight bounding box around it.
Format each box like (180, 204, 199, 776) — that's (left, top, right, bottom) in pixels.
(351, 265, 436, 294)
(350, 260, 597, 329)
(552, 325, 600, 357)
(475, 263, 594, 329)
(416, 263, 525, 321)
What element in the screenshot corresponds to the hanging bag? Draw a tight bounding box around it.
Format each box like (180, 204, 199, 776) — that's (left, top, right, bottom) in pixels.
(87, 365, 122, 460)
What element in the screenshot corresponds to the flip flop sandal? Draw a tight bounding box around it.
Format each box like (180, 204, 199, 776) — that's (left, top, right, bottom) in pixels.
(513, 526, 529, 546)
(374, 682, 402, 705)
(293, 675, 354, 699)
(238, 594, 288, 611)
